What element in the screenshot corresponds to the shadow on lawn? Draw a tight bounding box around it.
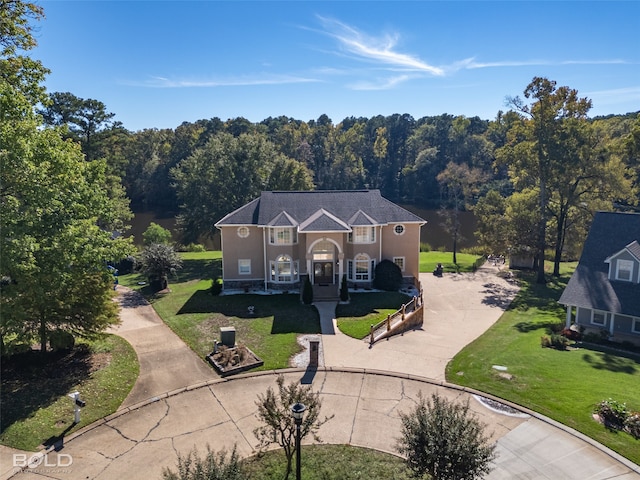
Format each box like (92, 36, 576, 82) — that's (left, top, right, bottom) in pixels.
(176, 258, 221, 283)
(0, 347, 94, 436)
(580, 344, 639, 375)
(177, 290, 320, 334)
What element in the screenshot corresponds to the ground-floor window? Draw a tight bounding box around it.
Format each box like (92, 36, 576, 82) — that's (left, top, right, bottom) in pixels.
(393, 256, 405, 272)
(238, 259, 251, 275)
(591, 310, 606, 326)
(347, 254, 375, 281)
(270, 255, 298, 282)
(633, 317, 640, 334)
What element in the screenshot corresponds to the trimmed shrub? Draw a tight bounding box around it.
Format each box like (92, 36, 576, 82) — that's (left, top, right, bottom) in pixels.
(49, 330, 75, 351)
(210, 278, 223, 296)
(302, 276, 313, 304)
(184, 243, 206, 252)
(340, 274, 349, 302)
(373, 259, 403, 292)
(540, 334, 569, 350)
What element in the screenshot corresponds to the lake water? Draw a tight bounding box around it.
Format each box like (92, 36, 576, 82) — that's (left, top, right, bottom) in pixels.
(128, 207, 478, 251)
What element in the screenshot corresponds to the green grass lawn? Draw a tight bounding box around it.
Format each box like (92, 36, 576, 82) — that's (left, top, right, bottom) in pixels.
(240, 445, 413, 480)
(0, 335, 138, 451)
(150, 280, 320, 370)
(336, 292, 412, 339)
(119, 251, 321, 371)
(446, 265, 640, 465)
(419, 251, 483, 273)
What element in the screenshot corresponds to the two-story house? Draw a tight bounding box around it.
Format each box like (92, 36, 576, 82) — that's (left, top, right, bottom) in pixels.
(559, 211, 640, 346)
(214, 190, 426, 296)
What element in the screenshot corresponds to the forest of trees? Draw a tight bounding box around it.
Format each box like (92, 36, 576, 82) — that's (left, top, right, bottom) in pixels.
(38, 87, 640, 276)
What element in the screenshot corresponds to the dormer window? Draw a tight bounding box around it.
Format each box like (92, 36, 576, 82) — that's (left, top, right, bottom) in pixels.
(616, 259, 634, 282)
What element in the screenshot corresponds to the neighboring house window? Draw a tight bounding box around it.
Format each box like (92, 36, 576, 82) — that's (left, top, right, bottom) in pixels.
(616, 259, 634, 282)
(269, 227, 297, 245)
(237, 226, 250, 238)
(591, 310, 606, 326)
(393, 256, 405, 271)
(238, 259, 251, 275)
(270, 255, 298, 282)
(348, 254, 374, 281)
(394, 224, 405, 235)
(348, 227, 375, 244)
(633, 318, 640, 334)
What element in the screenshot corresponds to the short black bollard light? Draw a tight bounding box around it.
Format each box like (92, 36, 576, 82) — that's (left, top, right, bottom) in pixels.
(291, 402, 306, 480)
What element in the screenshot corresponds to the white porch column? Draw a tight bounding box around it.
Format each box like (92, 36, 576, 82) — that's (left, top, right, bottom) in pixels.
(306, 253, 312, 283)
(609, 314, 615, 336)
(565, 305, 572, 328)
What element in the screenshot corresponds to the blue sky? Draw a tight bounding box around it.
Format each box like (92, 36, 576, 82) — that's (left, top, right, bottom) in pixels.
(34, 1, 640, 132)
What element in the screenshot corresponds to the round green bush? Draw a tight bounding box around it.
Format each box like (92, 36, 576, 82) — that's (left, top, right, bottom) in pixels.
(49, 330, 75, 351)
(373, 259, 403, 291)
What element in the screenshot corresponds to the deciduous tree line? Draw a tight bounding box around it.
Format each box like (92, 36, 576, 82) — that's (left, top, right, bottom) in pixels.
(43, 86, 637, 279)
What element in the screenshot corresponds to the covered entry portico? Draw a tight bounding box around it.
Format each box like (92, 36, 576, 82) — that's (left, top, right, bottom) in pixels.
(308, 239, 344, 286)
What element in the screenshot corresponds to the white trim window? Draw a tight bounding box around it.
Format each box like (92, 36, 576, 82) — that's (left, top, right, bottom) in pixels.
(591, 310, 607, 326)
(269, 227, 297, 245)
(616, 259, 634, 282)
(394, 224, 405, 235)
(270, 255, 298, 282)
(348, 226, 375, 244)
(237, 226, 250, 238)
(393, 256, 405, 272)
(348, 253, 374, 281)
(632, 318, 640, 334)
(238, 259, 251, 275)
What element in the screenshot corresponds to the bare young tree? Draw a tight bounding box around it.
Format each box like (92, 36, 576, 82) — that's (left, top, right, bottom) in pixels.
(397, 392, 496, 480)
(253, 374, 333, 480)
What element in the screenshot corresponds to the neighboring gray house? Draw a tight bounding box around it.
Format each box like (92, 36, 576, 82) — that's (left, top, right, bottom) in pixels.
(559, 211, 640, 346)
(214, 190, 426, 295)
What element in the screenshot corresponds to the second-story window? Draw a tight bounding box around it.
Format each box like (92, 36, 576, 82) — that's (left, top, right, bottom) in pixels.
(348, 226, 375, 244)
(616, 259, 634, 281)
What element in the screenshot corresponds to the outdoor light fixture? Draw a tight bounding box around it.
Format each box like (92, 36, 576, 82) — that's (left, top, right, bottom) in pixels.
(291, 402, 306, 480)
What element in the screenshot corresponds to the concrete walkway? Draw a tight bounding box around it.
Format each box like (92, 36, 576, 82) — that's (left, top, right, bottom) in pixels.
(108, 288, 217, 408)
(3, 267, 639, 479)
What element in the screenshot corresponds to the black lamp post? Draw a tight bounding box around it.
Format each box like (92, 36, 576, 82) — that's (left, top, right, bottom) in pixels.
(291, 402, 306, 480)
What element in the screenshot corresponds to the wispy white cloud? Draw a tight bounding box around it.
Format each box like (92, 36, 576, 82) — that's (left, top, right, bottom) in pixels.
(349, 74, 414, 91)
(125, 74, 320, 88)
(315, 15, 445, 76)
(449, 57, 629, 72)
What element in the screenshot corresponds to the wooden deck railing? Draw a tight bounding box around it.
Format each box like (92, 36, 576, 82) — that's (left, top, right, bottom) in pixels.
(369, 284, 424, 345)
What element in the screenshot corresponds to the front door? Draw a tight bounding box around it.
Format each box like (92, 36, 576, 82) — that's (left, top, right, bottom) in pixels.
(314, 262, 333, 285)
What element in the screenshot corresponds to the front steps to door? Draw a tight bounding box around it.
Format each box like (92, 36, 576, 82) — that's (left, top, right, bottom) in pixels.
(313, 284, 339, 301)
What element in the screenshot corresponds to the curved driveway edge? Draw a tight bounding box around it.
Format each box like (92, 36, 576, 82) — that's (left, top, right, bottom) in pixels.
(7, 368, 639, 480)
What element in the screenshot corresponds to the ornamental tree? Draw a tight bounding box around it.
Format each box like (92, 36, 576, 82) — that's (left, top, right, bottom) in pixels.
(396, 393, 496, 480)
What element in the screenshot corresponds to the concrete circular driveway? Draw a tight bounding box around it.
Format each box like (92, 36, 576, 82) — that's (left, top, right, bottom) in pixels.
(2, 267, 639, 479)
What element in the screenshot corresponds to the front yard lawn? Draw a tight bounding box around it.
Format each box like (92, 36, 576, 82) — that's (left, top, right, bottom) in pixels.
(447, 265, 640, 465)
(0, 335, 138, 451)
(419, 251, 482, 273)
(336, 292, 411, 339)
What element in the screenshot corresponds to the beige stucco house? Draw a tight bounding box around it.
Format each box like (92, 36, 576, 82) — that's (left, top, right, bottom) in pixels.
(214, 190, 426, 295)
